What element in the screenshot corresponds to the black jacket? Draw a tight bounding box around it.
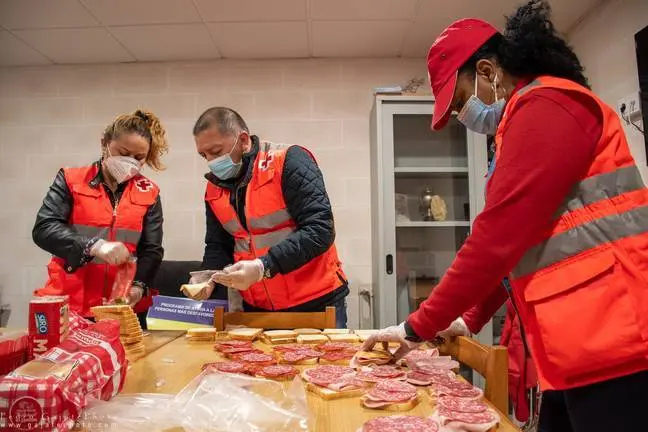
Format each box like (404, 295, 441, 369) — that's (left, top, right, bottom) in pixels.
(202, 136, 348, 311)
(32, 162, 164, 289)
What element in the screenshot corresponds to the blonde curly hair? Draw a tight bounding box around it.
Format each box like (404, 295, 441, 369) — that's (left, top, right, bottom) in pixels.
(102, 109, 168, 171)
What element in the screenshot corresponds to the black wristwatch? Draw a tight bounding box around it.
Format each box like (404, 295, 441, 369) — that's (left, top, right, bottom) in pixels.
(403, 320, 424, 343)
(259, 255, 276, 280)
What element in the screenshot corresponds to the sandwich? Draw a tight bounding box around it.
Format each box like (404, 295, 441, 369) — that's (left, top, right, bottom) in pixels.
(261, 330, 297, 345)
(277, 347, 322, 365)
(301, 365, 366, 400)
(352, 349, 393, 367)
(180, 282, 209, 298)
(293, 328, 322, 335)
(321, 328, 351, 335)
(296, 334, 329, 344)
(228, 328, 263, 341)
(360, 380, 420, 411)
(326, 333, 360, 343)
(186, 327, 217, 342)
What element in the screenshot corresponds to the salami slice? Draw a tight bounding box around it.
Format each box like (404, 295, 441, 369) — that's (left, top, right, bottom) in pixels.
(411, 356, 459, 371)
(404, 348, 439, 364)
(356, 370, 386, 383)
(257, 364, 298, 378)
(305, 365, 353, 376)
(218, 345, 257, 354)
(365, 388, 415, 403)
(316, 342, 356, 352)
(375, 379, 417, 395)
(406, 371, 434, 386)
(228, 348, 264, 360)
(432, 383, 483, 400)
(238, 352, 276, 364)
(202, 361, 248, 374)
(214, 340, 252, 350)
(282, 349, 321, 362)
(361, 415, 439, 432)
(273, 343, 311, 352)
(321, 350, 355, 361)
(438, 396, 488, 413)
(370, 365, 406, 379)
(438, 406, 498, 424)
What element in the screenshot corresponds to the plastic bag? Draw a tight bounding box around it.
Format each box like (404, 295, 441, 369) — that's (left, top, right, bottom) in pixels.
(83, 369, 309, 432)
(109, 258, 137, 303)
(188, 269, 244, 312)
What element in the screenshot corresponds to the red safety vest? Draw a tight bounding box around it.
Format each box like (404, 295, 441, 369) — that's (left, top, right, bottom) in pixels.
(496, 76, 648, 390)
(36, 164, 159, 317)
(205, 142, 346, 310)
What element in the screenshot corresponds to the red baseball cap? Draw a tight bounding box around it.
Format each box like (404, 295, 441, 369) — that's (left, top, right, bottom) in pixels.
(427, 18, 499, 130)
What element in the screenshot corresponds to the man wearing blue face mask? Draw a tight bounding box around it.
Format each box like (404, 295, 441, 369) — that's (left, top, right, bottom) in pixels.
(186, 106, 349, 328)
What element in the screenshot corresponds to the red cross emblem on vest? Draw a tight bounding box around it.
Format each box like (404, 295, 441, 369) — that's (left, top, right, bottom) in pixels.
(259, 153, 274, 171)
(135, 178, 153, 192)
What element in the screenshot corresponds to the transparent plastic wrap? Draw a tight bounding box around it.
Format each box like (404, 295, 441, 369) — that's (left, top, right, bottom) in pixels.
(188, 269, 244, 312)
(109, 257, 137, 303)
(82, 369, 309, 432)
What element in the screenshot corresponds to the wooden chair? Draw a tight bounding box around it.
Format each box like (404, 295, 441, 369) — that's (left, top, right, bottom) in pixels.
(213, 306, 336, 331)
(438, 336, 509, 415)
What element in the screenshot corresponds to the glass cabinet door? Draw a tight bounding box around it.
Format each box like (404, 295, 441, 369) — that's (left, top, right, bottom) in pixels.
(381, 102, 475, 323)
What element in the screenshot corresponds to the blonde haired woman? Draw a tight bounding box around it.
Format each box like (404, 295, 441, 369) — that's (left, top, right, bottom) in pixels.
(33, 109, 168, 323)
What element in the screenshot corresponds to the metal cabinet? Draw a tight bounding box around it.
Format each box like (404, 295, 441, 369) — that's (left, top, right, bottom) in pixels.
(369, 95, 492, 346)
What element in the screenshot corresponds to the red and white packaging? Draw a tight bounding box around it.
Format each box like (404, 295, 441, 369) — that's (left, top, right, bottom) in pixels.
(0, 320, 127, 432)
(28, 296, 70, 361)
(0, 330, 29, 375)
(67, 311, 92, 333)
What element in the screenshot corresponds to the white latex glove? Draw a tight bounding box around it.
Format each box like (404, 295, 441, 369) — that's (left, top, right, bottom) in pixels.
(437, 317, 471, 340)
(361, 322, 421, 361)
(213, 259, 263, 291)
(128, 285, 144, 307)
(90, 240, 130, 265)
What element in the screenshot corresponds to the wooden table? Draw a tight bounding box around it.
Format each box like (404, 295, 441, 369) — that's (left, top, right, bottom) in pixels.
(123, 338, 520, 432)
(141, 330, 185, 354)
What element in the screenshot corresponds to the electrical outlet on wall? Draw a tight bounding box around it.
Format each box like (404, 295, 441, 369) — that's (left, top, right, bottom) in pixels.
(617, 92, 642, 123)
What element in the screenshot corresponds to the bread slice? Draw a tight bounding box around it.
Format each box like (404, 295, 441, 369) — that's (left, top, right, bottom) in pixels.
(296, 334, 329, 344)
(180, 282, 209, 297)
(91, 304, 133, 315)
(322, 328, 351, 335)
(294, 328, 322, 335)
(263, 330, 298, 340)
(187, 328, 217, 341)
(120, 334, 144, 344)
(327, 333, 361, 343)
(228, 328, 263, 341)
(360, 394, 420, 411)
(305, 382, 365, 400)
(260, 336, 297, 345)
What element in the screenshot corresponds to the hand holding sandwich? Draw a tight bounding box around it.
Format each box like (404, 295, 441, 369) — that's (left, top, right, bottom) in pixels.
(213, 259, 264, 291)
(361, 322, 421, 361)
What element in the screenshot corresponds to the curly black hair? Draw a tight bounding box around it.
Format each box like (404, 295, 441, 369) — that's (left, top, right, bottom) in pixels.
(459, 0, 590, 89)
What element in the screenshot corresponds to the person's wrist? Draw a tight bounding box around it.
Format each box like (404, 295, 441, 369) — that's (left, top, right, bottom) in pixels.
(258, 255, 276, 280)
(403, 320, 424, 343)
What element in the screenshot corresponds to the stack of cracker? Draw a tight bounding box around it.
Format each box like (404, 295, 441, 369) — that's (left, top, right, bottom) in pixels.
(90, 305, 145, 361)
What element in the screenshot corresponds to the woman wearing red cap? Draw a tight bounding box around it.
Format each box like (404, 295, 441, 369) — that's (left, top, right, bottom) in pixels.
(364, 1, 648, 430)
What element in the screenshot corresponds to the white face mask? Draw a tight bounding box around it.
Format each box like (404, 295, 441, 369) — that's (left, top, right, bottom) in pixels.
(104, 147, 143, 184)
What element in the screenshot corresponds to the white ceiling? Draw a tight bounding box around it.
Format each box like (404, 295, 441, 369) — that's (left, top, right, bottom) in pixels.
(0, 0, 604, 66)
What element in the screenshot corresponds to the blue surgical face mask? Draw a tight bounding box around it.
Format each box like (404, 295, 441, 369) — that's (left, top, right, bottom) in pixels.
(208, 135, 242, 180)
(457, 73, 506, 135)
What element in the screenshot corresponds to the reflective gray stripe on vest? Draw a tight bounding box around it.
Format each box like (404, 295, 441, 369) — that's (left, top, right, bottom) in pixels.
(555, 165, 645, 217)
(223, 219, 243, 236)
(73, 224, 109, 240)
(248, 209, 292, 230)
(73, 224, 141, 245)
(235, 238, 250, 253)
(515, 79, 541, 97)
(253, 227, 294, 250)
(513, 204, 648, 278)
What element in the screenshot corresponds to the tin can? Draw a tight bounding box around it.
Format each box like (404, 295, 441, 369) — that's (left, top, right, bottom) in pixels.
(27, 296, 69, 360)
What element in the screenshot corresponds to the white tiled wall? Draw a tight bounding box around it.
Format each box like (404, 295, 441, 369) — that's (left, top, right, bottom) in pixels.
(0, 58, 425, 328)
(569, 0, 648, 179)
